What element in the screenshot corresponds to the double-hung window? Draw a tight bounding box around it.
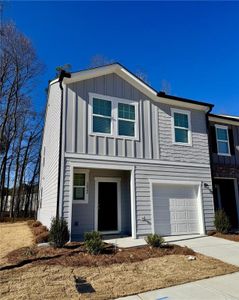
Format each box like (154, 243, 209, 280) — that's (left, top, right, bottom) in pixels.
(118, 103, 135, 137)
(89, 93, 138, 139)
(92, 98, 112, 134)
(73, 170, 89, 204)
(215, 125, 230, 156)
(172, 109, 191, 145)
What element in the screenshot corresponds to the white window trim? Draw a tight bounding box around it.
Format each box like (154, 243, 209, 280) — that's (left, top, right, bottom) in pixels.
(88, 93, 139, 140)
(73, 169, 89, 204)
(171, 108, 192, 146)
(215, 124, 231, 156)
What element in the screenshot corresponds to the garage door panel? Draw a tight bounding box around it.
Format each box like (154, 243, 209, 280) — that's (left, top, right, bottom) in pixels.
(153, 183, 201, 236)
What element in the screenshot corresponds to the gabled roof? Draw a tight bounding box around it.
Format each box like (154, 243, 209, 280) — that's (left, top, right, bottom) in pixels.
(51, 62, 213, 111)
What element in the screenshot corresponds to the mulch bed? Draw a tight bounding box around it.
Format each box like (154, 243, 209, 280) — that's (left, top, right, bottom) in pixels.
(5, 243, 195, 268)
(210, 232, 239, 242)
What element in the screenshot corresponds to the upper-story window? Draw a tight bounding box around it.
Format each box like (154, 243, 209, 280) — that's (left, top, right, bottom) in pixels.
(89, 93, 138, 139)
(118, 103, 135, 137)
(171, 108, 192, 146)
(93, 98, 112, 134)
(215, 125, 230, 156)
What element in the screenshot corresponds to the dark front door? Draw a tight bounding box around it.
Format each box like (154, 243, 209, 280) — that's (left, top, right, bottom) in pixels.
(98, 181, 118, 232)
(214, 179, 238, 229)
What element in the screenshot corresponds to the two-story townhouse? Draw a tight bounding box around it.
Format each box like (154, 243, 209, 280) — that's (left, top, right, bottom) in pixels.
(38, 63, 215, 241)
(209, 114, 239, 229)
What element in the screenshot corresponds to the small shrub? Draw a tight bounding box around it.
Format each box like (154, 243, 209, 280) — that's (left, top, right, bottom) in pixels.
(49, 217, 69, 248)
(35, 231, 49, 243)
(214, 210, 230, 233)
(145, 233, 165, 248)
(33, 225, 48, 236)
(84, 231, 104, 255)
(32, 220, 42, 227)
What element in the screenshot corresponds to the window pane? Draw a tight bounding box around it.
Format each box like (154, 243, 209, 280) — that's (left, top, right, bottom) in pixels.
(174, 113, 188, 128)
(74, 173, 85, 186)
(93, 116, 111, 133)
(218, 141, 229, 154)
(93, 98, 111, 117)
(118, 120, 135, 136)
(74, 187, 85, 200)
(118, 103, 135, 120)
(217, 128, 228, 141)
(175, 128, 188, 143)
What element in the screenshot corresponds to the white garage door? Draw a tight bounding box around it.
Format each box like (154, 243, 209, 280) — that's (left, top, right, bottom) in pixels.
(152, 183, 201, 235)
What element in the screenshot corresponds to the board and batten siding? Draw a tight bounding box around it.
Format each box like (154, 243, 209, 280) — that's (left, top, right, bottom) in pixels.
(210, 121, 239, 169)
(38, 82, 61, 228)
(63, 158, 214, 237)
(64, 73, 210, 164)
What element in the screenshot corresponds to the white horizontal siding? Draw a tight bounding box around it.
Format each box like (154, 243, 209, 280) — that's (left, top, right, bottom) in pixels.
(38, 83, 61, 228)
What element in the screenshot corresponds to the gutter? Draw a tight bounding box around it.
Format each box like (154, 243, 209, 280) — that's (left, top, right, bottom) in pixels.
(206, 106, 216, 227)
(56, 70, 71, 218)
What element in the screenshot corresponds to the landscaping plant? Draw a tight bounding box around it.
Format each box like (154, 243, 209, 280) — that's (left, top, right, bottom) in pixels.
(214, 210, 230, 233)
(146, 233, 165, 248)
(49, 217, 69, 248)
(84, 231, 104, 254)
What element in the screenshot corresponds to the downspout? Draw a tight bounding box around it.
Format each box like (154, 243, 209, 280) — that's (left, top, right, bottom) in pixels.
(205, 104, 215, 232)
(56, 70, 71, 218)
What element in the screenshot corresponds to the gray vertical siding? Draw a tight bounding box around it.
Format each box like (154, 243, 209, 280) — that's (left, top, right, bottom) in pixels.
(62, 71, 215, 239)
(65, 73, 210, 164)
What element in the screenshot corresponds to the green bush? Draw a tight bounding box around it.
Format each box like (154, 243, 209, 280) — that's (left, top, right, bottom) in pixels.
(49, 217, 69, 248)
(84, 231, 104, 255)
(214, 210, 230, 233)
(145, 233, 165, 248)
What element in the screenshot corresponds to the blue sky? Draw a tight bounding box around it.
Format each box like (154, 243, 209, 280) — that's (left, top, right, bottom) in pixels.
(4, 1, 239, 115)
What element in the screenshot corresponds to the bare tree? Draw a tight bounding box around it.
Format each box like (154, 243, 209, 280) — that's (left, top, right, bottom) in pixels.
(89, 54, 115, 68)
(0, 22, 44, 219)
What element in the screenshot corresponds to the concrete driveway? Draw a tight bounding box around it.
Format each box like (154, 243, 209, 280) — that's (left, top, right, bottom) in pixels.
(116, 236, 239, 300)
(171, 235, 239, 267)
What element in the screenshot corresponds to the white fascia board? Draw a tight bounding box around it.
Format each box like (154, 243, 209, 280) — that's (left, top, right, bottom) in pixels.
(158, 97, 210, 112)
(209, 116, 239, 126)
(50, 63, 211, 112)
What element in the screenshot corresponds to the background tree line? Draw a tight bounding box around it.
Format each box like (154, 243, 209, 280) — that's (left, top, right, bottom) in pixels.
(0, 22, 44, 219)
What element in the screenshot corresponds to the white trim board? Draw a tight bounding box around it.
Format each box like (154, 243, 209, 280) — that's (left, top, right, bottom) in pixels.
(94, 177, 122, 234)
(65, 153, 211, 169)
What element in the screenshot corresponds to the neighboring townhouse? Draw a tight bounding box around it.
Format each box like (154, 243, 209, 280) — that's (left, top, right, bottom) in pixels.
(209, 114, 239, 229)
(38, 63, 215, 241)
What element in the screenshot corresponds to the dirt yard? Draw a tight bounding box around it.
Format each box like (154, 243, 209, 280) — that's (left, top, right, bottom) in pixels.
(1, 254, 238, 300)
(0, 222, 33, 265)
(0, 222, 238, 300)
(212, 232, 239, 242)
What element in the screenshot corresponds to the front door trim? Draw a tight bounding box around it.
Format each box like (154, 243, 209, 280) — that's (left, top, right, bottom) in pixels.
(94, 177, 121, 234)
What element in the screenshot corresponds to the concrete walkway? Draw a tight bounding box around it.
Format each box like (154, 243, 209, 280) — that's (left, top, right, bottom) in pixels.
(117, 272, 239, 300)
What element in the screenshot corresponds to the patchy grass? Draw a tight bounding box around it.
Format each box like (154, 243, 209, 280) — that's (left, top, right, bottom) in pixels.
(0, 254, 238, 300)
(208, 231, 239, 242)
(0, 222, 34, 266)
